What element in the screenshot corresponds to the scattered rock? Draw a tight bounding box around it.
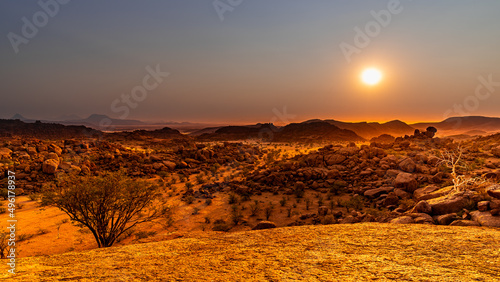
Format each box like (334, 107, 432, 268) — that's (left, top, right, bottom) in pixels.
(486, 184, 500, 199)
(399, 158, 416, 173)
(162, 161, 176, 170)
(364, 186, 393, 198)
(435, 213, 458, 225)
(471, 211, 500, 227)
(390, 216, 414, 224)
(449, 220, 480, 227)
(42, 159, 59, 174)
(394, 172, 418, 192)
(0, 148, 12, 159)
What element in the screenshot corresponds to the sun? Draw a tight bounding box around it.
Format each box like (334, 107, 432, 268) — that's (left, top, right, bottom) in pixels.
(361, 68, 383, 85)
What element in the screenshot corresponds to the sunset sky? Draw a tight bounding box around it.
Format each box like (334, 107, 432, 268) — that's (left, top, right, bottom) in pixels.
(1, 1, 499, 124)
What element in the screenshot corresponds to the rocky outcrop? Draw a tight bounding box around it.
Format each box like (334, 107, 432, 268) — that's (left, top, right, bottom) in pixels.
(428, 193, 471, 215)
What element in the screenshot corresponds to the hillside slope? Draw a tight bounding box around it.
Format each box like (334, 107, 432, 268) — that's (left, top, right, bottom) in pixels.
(5, 223, 500, 281)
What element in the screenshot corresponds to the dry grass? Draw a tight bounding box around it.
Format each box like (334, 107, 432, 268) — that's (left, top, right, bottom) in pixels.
(3, 223, 500, 281)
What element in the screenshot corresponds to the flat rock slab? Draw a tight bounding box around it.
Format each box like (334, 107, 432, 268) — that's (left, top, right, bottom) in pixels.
(471, 211, 500, 228)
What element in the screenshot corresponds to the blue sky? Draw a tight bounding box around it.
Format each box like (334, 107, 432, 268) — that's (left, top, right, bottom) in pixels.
(1, 0, 500, 124)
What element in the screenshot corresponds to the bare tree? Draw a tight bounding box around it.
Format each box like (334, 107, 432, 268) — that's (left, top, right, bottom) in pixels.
(43, 171, 171, 248)
(438, 145, 485, 193)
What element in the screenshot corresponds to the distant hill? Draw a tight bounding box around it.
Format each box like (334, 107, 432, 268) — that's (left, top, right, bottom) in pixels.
(309, 119, 415, 139)
(9, 113, 35, 123)
(62, 114, 145, 128)
(273, 121, 364, 142)
(113, 127, 185, 140)
(0, 119, 100, 139)
(412, 116, 500, 136)
(197, 123, 279, 141)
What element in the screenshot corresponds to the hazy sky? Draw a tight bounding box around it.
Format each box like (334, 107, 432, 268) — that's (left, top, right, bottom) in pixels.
(1, 0, 500, 124)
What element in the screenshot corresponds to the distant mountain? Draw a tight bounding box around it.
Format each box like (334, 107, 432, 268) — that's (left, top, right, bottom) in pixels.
(412, 116, 500, 136)
(305, 119, 414, 139)
(60, 114, 145, 129)
(9, 113, 35, 123)
(273, 121, 364, 142)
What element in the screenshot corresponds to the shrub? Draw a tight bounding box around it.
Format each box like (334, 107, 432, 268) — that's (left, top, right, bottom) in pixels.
(250, 200, 260, 217)
(228, 193, 239, 205)
(280, 196, 287, 207)
(322, 215, 336, 225)
(135, 230, 157, 239)
(42, 170, 171, 248)
(212, 219, 231, 232)
(265, 204, 274, 220)
(230, 205, 243, 225)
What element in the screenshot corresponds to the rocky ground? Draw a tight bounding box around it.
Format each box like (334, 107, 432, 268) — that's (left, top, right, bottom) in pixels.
(1, 128, 500, 259)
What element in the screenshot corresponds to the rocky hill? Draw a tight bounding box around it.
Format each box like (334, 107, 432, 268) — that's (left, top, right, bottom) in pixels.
(318, 119, 415, 139)
(5, 223, 500, 281)
(272, 121, 364, 142)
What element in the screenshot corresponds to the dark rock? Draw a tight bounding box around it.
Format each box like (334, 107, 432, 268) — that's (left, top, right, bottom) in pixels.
(252, 221, 277, 230)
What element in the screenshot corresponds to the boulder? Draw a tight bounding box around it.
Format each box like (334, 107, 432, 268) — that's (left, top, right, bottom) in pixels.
(325, 154, 346, 165)
(162, 161, 177, 170)
(69, 165, 82, 175)
(27, 147, 37, 155)
(471, 211, 500, 227)
(411, 200, 432, 214)
(383, 192, 400, 206)
(0, 148, 12, 159)
(428, 193, 470, 215)
(42, 159, 59, 174)
(81, 165, 90, 175)
(252, 221, 277, 230)
(413, 185, 442, 201)
(398, 158, 416, 173)
(48, 144, 62, 156)
(364, 186, 393, 198)
(394, 172, 418, 192)
(435, 213, 458, 225)
(486, 184, 500, 199)
(408, 212, 434, 223)
(390, 216, 414, 224)
(449, 220, 480, 227)
(394, 188, 411, 199)
(46, 152, 60, 162)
